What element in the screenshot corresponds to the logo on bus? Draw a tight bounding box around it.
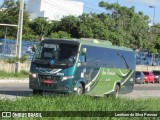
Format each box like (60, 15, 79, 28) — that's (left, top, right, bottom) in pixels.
(50, 60, 55, 65)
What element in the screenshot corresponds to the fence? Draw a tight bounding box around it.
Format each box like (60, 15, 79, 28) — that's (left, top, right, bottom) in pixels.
(135, 51, 159, 66)
(0, 39, 39, 60)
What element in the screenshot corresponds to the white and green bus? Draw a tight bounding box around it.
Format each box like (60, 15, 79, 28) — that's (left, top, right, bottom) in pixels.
(29, 38, 135, 97)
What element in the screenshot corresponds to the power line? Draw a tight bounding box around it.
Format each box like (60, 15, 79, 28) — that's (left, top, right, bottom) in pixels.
(63, 0, 106, 13)
(83, 5, 106, 13)
(28, 1, 83, 16)
(125, 0, 160, 5)
(27, 0, 106, 14)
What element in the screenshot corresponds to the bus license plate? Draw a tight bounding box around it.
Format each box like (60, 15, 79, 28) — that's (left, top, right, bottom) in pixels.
(43, 80, 54, 84)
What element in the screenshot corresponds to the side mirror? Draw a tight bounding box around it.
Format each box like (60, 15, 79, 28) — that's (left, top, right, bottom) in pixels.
(81, 48, 87, 55)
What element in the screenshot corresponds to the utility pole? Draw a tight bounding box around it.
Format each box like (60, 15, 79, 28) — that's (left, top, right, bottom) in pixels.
(4, 28, 8, 39)
(15, 0, 24, 73)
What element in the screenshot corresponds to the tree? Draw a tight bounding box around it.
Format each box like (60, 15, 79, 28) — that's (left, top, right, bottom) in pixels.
(1, 0, 160, 52)
(0, 0, 31, 40)
(58, 16, 79, 38)
(150, 24, 160, 53)
(99, 2, 152, 49)
(50, 31, 70, 38)
(28, 17, 50, 40)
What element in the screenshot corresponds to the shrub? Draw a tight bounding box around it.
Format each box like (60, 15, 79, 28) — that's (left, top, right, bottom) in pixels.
(4, 55, 28, 64)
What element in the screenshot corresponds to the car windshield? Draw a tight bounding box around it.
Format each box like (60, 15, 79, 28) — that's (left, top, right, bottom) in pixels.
(135, 72, 141, 76)
(32, 42, 79, 68)
(153, 71, 160, 75)
(143, 72, 149, 75)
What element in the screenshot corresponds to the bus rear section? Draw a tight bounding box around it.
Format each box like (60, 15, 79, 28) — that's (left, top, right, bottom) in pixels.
(76, 44, 135, 97)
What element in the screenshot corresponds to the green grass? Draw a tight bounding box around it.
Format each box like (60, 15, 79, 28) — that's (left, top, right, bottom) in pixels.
(0, 95, 160, 120)
(0, 70, 29, 79)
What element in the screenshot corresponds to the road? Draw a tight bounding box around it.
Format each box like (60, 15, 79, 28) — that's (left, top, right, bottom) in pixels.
(0, 83, 32, 99)
(0, 83, 160, 99)
(120, 84, 160, 99)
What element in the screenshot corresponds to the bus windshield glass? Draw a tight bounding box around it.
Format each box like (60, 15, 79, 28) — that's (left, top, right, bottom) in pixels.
(32, 43, 79, 68)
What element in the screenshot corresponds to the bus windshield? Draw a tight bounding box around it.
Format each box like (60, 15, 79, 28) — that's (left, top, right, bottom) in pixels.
(32, 43, 79, 68)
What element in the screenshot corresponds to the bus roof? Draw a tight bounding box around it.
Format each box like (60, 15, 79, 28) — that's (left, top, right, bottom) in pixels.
(42, 38, 133, 52)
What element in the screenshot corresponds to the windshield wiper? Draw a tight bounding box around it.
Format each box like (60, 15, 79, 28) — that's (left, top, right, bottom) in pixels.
(33, 59, 49, 64)
(58, 59, 73, 67)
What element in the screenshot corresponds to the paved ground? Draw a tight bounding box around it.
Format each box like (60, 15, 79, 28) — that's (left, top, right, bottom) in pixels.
(120, 84, 160, 99)
(0, 83, 32, 100)
(0, 82, 160, 99)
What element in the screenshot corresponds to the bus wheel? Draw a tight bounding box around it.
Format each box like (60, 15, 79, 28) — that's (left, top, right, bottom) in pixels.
(32, 89, 43, 95)
(113, 84, 120, 98)
(76, 83, 83, 95)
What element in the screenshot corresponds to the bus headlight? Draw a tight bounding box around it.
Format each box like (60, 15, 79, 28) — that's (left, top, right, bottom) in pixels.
(62, 76, 74, 81)
(30, 73, 37, 78)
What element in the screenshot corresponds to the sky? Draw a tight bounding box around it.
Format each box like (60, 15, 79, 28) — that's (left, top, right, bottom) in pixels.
(0, 0, 160, 24)
(79, 0, 160, 24)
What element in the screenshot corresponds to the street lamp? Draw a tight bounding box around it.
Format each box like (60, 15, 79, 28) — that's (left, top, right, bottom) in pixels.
(149, 6, 155, 25)
(117, 0, 119, 3)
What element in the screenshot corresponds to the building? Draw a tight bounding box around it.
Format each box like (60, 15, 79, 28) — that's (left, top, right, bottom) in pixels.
(26, 0, 83, 21)
(0, 8, 7, 12)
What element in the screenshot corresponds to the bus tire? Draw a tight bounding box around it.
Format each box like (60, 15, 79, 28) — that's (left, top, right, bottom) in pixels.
(113, 84, 120, 98)
(32, 89, 43, 95)
(76, 83, 83, 95)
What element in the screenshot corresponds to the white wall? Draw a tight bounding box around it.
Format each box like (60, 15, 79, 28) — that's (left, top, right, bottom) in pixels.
(26, 0, 83, 21)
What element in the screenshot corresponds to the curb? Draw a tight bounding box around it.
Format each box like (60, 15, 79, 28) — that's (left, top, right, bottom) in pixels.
(0, 79, 29, 84)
